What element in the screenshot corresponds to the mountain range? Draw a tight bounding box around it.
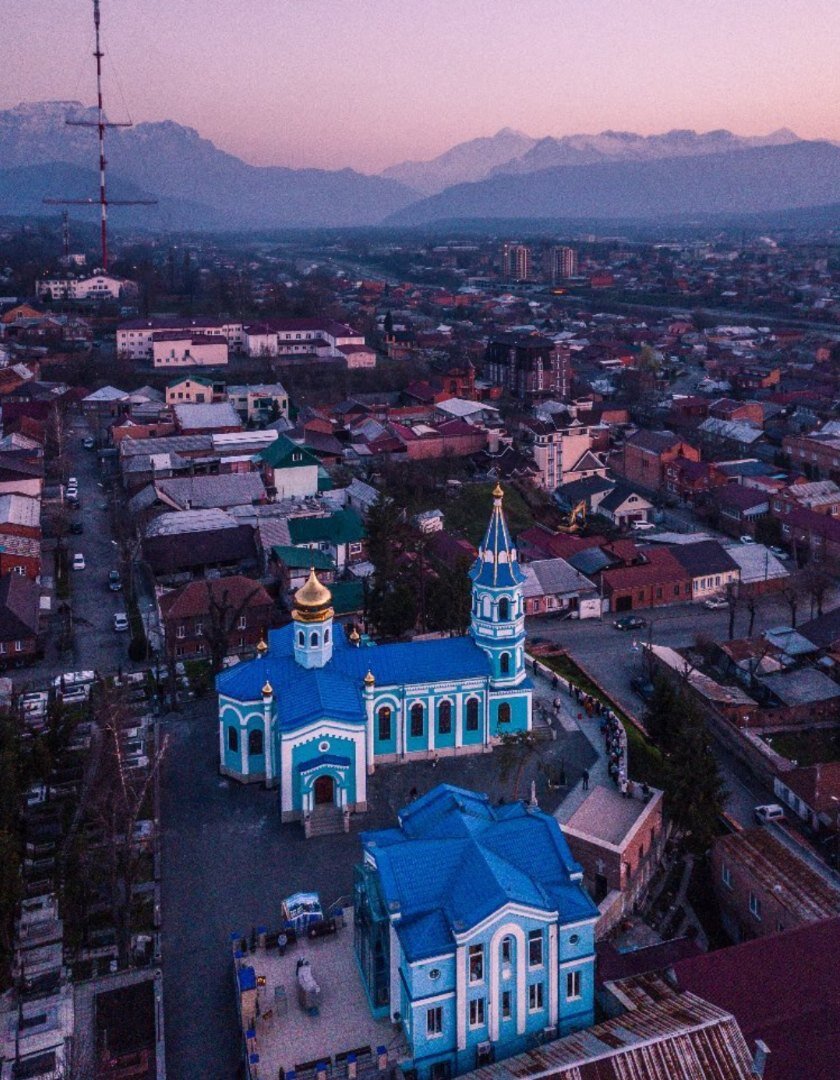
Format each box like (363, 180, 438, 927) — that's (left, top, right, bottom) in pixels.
(1, 102, 840, 232)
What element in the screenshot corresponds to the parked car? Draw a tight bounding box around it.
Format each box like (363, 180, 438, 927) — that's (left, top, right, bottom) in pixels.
(113, 612, 129, 632)
(67, 477, 78, 488)
(83, 437, 95, 450)
(740, 535, 753, 545)
(614, 614, 647, 631)
(704, 595, 729, 610)
(108, 570, 122, 591)
(69, 520, 83, 535)
(72, 553, 86, 571)
(769, 546, 789, 559)
(630, 675, 655, 701)
(53, 670, 95, 690)
(754, 803, 785, 824)
(631, 520, 656, 532)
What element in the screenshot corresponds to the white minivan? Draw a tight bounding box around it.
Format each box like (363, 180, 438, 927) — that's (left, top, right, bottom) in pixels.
(754, 803, 785, 824)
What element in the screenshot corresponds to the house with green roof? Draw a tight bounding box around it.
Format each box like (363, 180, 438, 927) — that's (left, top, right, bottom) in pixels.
(256, 435, 320, 499)
(287, 507, 367, 569)
(270, 544, 335, 590)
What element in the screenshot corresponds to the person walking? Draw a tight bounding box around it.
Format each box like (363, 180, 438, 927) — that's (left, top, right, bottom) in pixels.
(581, 768, 589, 791)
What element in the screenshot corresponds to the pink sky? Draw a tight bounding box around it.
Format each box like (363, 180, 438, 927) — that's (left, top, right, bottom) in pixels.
(3, 0, 839, 172)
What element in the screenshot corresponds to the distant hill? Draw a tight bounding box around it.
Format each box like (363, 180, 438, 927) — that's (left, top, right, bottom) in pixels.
(386, 142, 840, 226)
(0, 101, 418, 228)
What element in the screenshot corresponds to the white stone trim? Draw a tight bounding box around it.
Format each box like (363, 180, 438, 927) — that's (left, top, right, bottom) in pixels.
(548, 924, 559, 1027)
(453, 903, 556, 944)
(488, 922, 527, 1041)
(455, 944, 467, 1050)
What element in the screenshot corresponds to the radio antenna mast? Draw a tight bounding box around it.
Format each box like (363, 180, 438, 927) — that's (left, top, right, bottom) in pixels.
(44, 0, 155, 271)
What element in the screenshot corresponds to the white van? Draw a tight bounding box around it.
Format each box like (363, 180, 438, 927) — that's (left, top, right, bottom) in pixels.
(754, 803, 785, 824)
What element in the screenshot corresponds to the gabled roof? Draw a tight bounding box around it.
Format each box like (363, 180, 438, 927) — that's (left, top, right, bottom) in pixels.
(599, 483, 651, 514)
(82, 385, 128, 403)
(270, 545, 334, 571)
(670, 540, 741, 578)
(361, 784, 595, 961)
(0, 573, 39, 639)
(257, 434, 320, 470)
(159, 575, 272, 620)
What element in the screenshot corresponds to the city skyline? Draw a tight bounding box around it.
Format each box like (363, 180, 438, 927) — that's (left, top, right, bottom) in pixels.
(3, 0, 840, 173)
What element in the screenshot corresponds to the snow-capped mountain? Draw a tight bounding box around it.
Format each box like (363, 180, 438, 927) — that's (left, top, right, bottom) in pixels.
(380, 128, 537, 195)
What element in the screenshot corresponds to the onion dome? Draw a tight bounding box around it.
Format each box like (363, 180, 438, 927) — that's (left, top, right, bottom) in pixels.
(349, 626, 361, 645)
(262, 680, 273, 697)
(256, 638, 268, 655)
(364, 669, 375, 686)
(292, 568, 334, 624)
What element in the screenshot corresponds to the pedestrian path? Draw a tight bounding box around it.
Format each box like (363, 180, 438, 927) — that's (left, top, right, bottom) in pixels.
(527, 653, 619, 824)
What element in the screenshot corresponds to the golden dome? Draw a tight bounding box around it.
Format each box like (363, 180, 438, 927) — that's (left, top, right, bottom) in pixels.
(262, 680, 273, 697)
(363, 669, 375, 686)
(256, 638, 268, 655)
(292, 568, 334, 624)
(492, 482, 504, 499)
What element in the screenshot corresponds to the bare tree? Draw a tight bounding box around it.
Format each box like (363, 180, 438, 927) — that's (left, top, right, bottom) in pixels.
(804, 558, 832, 619)
(744, 592, 760, 637)
(203, 579, 266, 674)
(725, 581, 740, 640)
(71, 688, 169, 968)
(780, 576, 804, 629)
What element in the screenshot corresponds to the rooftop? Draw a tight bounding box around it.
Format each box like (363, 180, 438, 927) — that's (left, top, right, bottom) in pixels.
(563, 784, 662, 847)
(718, 828, 840, 921)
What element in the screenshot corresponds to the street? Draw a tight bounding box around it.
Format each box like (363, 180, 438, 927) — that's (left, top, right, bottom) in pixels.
(524, 599, 810, 827)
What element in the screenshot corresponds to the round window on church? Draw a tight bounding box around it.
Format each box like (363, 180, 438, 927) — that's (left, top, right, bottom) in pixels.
(569, 934, 580, 945)
(429, 968, 441, 981)
(318, 741, 330, 753)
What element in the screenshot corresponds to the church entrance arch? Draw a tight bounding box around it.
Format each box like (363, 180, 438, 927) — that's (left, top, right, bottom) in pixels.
(313, 774, 335, 805)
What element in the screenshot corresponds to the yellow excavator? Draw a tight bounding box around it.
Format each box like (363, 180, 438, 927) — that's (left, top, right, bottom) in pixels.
(557, 499, 587, 534)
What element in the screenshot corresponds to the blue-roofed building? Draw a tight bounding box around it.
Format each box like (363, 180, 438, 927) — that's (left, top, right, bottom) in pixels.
(354, 784, 598, 1078)
(215, 487, 532, 829)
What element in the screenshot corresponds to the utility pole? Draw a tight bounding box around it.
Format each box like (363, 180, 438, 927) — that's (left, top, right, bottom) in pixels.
(61, 210, 70, 262)
(44, 0, 155, 270)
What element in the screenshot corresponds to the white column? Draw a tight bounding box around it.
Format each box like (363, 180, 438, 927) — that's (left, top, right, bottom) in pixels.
(455, 945, 467, 1051)
(429, 695, 436, 753)
(365, 690, 375, 775)
(240, 716, 247, 774)
(455, 696, 463, 750)
(484, 690, 491, 746)
(354, 731, 367, 808)
(263, 696, 274, 784)
(548, 924, 559, 1028)
(398, 697, 405, 757)
(218, 716, 226, 767)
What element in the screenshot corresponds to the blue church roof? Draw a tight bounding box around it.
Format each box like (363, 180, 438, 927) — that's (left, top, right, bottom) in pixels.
(360, 785, 598, 962)
(470, 486, 526, 589)
(216, 624, 495, 730)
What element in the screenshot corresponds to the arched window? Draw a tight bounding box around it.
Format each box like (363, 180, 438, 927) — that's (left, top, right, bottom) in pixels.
(501, 936, 514, 964)
(228, 727, 238, 752)
(298, 630, 305, 646)
(310, 631, 319, 646)
(500, 652, 511, 675)
(378, 706, 392, 742)
(438, 700, 452, 735)
(324, 628, 330, 643)
(498, 597, 510, 620)
(498, 703, 511, 725)
(248, 729, 263, 755)
(466, 697, 480, 732)
(410, 703, 424, 738)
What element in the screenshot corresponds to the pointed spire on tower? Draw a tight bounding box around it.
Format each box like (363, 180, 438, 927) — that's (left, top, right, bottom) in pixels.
(470, 484, 526, 589)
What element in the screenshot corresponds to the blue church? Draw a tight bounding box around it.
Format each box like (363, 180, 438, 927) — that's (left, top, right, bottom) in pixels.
(354, 784, 598, 1079)
(216, 486, 533, 824)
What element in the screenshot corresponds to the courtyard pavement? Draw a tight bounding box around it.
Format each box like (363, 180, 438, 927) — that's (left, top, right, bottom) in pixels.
(159, 687, 598, 1080)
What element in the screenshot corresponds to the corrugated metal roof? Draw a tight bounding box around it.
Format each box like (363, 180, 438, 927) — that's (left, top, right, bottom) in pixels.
(463, 992, 754, 1080)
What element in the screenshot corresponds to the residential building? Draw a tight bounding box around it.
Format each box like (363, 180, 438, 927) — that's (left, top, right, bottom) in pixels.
(165, 375, 224, 405)
(256, 435, 321, 499)
(713, 485, 770, 538)
(599, 547, 692, 612)
(522, 416, 602, 491)
(784, 428, 840, 482)
(226, 383, 289, 423)
(486, 334, 573, 400)
(142, 509, 259, 581)
(159, 575, 273, 660)
(36, 271, 133, 301)
(619, 431, 700, 493)
(242, 318, 368, 363)
(173, 402, 242, 436)
(215, 487, 533, 823)
(562, 783, 665, 936)
(354, 784, 598, 1078)
(597, 485, 653, 529)
(0, 572, 41, 664)
(500, 242, 531, 281)
(549, 245, 578, 283)
(287, 507, 367, 570)
(117, 316, 243, 359)
(521, 557, 601, 618)
(712, 828, 840, 942)
(778, 506, 840, 563)
(671, 540, 741, 601)
(772, 480, 840, 518)
(151, 332, 229, 369)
